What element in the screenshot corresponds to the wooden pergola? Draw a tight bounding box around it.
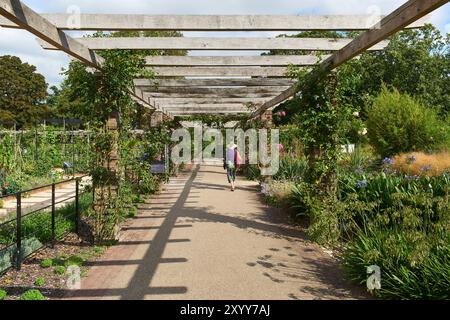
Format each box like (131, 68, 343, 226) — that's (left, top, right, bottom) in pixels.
(0, 0, 447, 119)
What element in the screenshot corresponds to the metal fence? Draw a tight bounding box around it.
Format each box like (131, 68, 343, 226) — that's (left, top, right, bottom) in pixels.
(0, 176, 92, 274)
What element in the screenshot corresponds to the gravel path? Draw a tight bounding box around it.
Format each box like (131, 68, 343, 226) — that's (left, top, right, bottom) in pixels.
(65, 165, 367, 300)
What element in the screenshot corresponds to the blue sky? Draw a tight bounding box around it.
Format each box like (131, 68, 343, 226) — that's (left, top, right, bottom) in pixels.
(1, 0, 449, 87)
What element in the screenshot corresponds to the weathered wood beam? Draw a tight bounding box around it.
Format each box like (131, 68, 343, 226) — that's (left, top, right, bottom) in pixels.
(132, 87, 158, 111)
(38, 37, 389, 51)
(134, 78, 296, 87)
(151, 67, 291, 77)
(145, 55, 329, 66)
(146, 91, 280, 99)
(138, 86, 289, 94)
(251, 0, 449, 118)
(0, 1, 156, 112)
(160, 104, 251, 111)
(148, 97, 270, 105)
(0, 0, 101, 68)
(0, 14, 428, 31)
(171, 110, 250, 115)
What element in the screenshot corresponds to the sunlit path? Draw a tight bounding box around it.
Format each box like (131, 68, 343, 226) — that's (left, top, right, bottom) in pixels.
(65, 165, 367, 300)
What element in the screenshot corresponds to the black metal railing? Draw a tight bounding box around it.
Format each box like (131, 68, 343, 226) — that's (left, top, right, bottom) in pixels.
(0, 176, 91, 274)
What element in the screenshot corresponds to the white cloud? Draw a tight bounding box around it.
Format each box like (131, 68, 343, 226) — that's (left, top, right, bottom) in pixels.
(0, 26, 69, 87)
(1, 0, 448, 88)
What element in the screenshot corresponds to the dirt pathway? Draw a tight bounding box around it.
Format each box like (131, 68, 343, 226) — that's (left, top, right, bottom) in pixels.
(65, 165, 367, 300)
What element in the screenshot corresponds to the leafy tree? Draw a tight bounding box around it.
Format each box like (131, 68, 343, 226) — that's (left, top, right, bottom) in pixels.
(274, 25, 449, 141)
(0, 55, 48, 127)
(263, 31, 349, 56)
(337, 24, 450, 118)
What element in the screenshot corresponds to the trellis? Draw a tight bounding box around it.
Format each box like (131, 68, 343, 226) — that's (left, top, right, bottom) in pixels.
(0, 0, 445, 118)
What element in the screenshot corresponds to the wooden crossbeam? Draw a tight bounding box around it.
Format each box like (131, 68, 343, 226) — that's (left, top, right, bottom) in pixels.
(251, 0, 449, 118)
(0, 14, 428, 31)
(0, 1, 157, 112)
(149, 97, 270, 104)
(151, 67, 291, 77)
(160, 104, 251, 111)
(138, 86, 289, 94)
(145, 55, 329, 66)
(142, 87, 285, 96)
(134, 78, 296, 87)
(38, 37, 389, 51)
(170, 110, 250, 115)
(0, 0, 101, 68)
(146, 91, 280, 99)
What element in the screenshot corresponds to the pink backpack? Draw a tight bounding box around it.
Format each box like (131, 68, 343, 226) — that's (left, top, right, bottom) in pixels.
(236, 149, 242, 165)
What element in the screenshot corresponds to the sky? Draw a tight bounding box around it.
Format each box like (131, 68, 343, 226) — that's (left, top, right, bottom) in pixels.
(0, 0, 449, 88)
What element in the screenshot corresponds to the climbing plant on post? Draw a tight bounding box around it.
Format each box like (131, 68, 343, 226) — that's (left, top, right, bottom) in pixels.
(290, 67, 353, 196)
(64, 40, 154, 243)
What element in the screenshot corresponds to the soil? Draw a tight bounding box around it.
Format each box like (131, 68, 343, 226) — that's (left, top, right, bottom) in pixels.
(0, 233, 106, 300)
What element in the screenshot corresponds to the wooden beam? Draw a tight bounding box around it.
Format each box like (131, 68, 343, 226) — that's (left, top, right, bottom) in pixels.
(251, 0, 449, 118)
(148, 97, 270, 105)
(39, 37, 389, 51)
(0, 14, 428, 31)
(0, 1, 157, 113)
(323, 0, 448, 70)
(160, 104, 251, 110)
(132, 88, 158, 111)
(146, 91, 279, 99)
(151, 67, 291, 77)
(0, 0, 101, 68)
(145, 55, 329, 66)
(171, 110, 250, 115)
(134, 78, 296, 87)
(138, 86, 289, 94)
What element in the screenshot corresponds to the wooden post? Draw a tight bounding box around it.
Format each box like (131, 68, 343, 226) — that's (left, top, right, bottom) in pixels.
(151, 111, 163, 127)
(106, 111, 120, 174)
(260, 110, 273, 128)
(92, 111, 121, 243)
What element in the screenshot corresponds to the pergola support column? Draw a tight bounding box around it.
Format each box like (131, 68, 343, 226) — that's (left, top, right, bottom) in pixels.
(260, 110, 273, 127)
(91, 111, 121, 243)
(151, 111, 164, 127)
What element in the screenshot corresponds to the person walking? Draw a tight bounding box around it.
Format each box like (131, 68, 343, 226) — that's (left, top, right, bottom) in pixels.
(224, 143, 241, 191)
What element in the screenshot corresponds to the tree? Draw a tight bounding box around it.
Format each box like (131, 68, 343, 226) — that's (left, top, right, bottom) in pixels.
(0, 55, 48, 127)
(338, 24, 450, 118)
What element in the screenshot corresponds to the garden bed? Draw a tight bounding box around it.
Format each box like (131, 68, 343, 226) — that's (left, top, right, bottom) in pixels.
(0, 233, 107, 300)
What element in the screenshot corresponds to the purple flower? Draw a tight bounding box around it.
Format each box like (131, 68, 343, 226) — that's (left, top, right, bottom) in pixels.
(382, 157, 394, 165)
(356, 179, 368, 189)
